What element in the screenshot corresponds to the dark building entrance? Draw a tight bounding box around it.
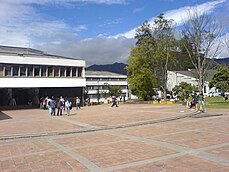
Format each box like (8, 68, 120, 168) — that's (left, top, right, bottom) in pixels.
(0, 87, 83, 109)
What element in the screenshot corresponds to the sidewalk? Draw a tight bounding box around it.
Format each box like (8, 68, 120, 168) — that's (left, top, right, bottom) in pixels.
(0, 104, 196, 139)
(0, 104, 229, 171)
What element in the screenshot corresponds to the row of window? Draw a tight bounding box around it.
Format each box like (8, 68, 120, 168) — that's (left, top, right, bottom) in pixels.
(0, 64, 83, 78)
(86, 78, 126, 81)
(86, 85, 127, 90)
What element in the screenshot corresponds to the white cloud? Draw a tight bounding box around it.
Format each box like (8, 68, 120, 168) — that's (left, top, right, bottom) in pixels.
(116, 0, 226, 38)
(35, 36, 135, 66)
(133, 7, 144, 13)
(0, 0, 228, 67)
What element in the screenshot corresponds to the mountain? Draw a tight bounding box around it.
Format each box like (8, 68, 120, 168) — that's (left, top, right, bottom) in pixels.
(86, 58, 229, 75)
(87, 62, 127, 75)
(214, 58, 229, 66)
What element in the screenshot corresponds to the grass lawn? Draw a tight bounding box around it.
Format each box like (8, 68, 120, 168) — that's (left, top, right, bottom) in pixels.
(205, 96, 229, 109)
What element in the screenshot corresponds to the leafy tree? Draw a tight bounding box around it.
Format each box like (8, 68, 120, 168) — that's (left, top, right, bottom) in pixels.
(181, 10, 222, 91)
(126, 20, 157, 100)
(108, 85, 122, 97)
(209, 65, 229, 92)
(152, 13, 176, 99)
(127, 15, 177, 100)
(172, 82, 198, 101)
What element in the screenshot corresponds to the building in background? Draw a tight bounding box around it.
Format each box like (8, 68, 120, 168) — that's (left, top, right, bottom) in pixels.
(167, 70, 220, 96)
(0, 46, 86, 107)
(85, 70, 129, 103)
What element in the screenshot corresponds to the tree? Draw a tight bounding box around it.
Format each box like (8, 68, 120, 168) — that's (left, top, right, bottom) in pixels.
(126, 21, 157, 100)
(152, 13, 176, 99)
(108, 85, 122, 97)
(172, 82, 198, 101)
(209, 65, 229, 92)
(182, 10, 222, 91)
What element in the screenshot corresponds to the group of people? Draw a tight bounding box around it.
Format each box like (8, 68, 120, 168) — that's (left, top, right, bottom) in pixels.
(40, 96, 82, 116)
(186, 91, 206, 113)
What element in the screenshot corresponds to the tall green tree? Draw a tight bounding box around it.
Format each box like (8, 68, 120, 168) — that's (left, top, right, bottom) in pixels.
(126, 21, 157, 100)
(152, 13, 176, 99)
(209, 65, 229, 92)
(182, 10, 222, 91)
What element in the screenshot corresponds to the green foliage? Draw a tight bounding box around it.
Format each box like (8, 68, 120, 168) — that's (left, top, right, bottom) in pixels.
(126, 20, 157, 101)
(127, 66, 157, 100)
(108, 85, 122, 97)
(127, 14, 178, 100)
(126, 46, 157, 100)
(209, 65, 229, 92)
(172, 82, 198, 101)
(152, 13, 177, 97)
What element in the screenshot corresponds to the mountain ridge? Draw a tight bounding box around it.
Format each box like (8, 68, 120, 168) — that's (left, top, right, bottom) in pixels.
(86, 58, 229, 75)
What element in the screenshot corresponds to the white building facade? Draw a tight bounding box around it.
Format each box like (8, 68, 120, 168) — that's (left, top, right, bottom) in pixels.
(85, 70, 129, 103)
(0, 46, 86, 107)
(167, 70, 218, 96)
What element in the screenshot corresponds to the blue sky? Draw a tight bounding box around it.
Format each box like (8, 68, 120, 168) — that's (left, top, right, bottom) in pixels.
(0, 0, 229, 66)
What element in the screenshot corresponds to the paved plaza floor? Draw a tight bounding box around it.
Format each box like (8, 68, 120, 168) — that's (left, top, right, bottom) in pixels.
(0, 104, 229, 171)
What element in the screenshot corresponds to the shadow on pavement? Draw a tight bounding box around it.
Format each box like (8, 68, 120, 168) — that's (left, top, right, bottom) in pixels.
(0, 111, 12, 120)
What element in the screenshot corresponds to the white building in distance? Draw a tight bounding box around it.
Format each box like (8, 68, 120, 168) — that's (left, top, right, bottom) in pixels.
(167, 70, 218, 96)
(85, 70, 129, 104)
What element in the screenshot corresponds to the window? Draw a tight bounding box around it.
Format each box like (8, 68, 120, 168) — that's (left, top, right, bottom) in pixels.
(48, 66, 53, 77)
(20, 65, 26, 77)
(66, 67, 71, 77)
(27, 65, 33, 76)
(13, 65, 19, 76)
(5, 65, 11, 76)
(60, 67, 65, 77)
(72, 67, 76, 77)
(78, 67, 82, 77)
(54, 66, 59, 77)
(41, 66, 47, 77)
(0, 64, 3, 76)
(34, 66, 40, 77)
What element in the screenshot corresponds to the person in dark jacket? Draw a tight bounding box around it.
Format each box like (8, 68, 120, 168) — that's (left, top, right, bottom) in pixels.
(56, 97, 64, 116)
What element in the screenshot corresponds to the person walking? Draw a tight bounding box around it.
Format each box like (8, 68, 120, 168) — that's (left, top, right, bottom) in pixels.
(65, 99, 72, 116)
(46, 96, 52, 115)
(111, 96, 118, 107)
(76, 97, 81, 110)
(56, 97, 64, 116)
(197, 91, 206, 113)
(49, 96, 56, 116)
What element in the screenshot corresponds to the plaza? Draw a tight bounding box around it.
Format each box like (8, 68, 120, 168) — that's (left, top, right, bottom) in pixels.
(0, 104, 229, 171)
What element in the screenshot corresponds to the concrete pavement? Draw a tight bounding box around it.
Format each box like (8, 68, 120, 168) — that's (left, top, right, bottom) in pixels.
(0, 104, 229, 171)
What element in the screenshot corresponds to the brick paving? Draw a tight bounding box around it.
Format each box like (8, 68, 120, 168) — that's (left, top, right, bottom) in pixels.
(0, 103, 229, 171)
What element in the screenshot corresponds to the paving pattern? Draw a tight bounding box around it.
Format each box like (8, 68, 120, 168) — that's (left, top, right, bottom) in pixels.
(0, 104, 229, 171)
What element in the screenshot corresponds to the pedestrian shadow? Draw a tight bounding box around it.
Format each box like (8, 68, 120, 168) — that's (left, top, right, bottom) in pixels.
(0, 111, 12, 120)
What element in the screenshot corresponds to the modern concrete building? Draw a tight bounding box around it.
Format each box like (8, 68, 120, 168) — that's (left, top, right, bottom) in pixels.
(85, 70, 129, 103)
(0, 46, 86, 107)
